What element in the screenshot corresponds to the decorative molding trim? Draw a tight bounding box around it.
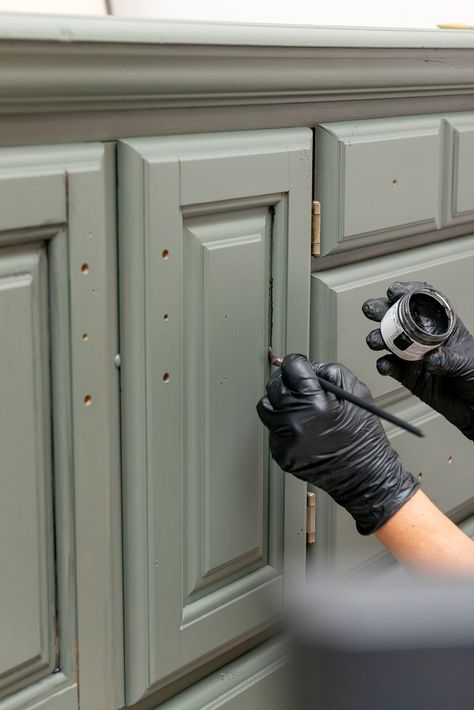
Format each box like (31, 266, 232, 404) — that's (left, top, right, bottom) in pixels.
(2, 16, 474, 114)
(3, 14, 474, 48)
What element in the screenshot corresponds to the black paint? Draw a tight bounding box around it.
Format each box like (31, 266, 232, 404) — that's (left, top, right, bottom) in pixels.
(409, 293, 449, 335)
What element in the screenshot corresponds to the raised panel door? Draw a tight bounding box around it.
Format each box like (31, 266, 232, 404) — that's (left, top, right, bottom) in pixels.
(118, 129, 312, 703)
(0, 145, 122, 710)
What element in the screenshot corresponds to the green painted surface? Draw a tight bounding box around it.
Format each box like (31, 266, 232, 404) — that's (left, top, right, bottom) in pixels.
(3, 14, 474, 48)
(316, 116, 440, 255)
(158, 638, 288, 710)
(451, 114, 474, 217)
(0, 245, 55, 698)
(119, 128, 311, 704)
(183, 209, 270, 587)
(315, 113, 474, 256)
(0, 144, 123, 710)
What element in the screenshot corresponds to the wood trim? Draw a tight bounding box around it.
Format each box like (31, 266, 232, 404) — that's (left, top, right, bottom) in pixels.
(2, 14, 474, 48)
(2, 17, 474, 114)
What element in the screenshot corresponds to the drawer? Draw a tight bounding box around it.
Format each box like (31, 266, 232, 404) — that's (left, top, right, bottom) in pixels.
(315, 112, 474, 256)
(310, 235, 474, 571)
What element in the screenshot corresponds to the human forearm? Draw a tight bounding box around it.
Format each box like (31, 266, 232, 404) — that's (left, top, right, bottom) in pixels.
(375, 488, 474, 574)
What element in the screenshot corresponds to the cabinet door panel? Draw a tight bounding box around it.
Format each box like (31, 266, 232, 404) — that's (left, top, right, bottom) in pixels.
(311, 235, 474, 571)
(119, 129, 311, 703)
(0, 247, 54, 698)
(183, 209, 269, 594)
(0, 145, 122, 710)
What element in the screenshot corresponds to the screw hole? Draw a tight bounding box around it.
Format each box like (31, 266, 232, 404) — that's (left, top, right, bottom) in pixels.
(82, 333, 89, 342)
(162, 249, 169, 260)
(448, 456, 453, 464)
(81, 263, 89, 274)
(417, 472, 423, 480)
(163, 314, 169, 322)
(84, 395, 92, 406)
(392, 178, 398, 189)
(163, 372, 170, 383)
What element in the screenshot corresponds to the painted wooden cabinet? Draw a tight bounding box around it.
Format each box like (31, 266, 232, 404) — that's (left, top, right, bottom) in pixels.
(1, 14, 474, 710)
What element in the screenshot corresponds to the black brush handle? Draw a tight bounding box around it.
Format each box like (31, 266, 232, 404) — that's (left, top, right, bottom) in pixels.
(318, 377, 424, 438)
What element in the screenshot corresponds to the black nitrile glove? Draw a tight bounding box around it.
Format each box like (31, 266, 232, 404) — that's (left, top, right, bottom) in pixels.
(363, 281, 474, 441)
(256, 354, 419, 535)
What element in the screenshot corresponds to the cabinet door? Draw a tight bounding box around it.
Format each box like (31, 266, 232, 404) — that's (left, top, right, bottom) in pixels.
(0, 145, 122, 710)
(311, 236, 474, 572)
(118, 129, 312, 703)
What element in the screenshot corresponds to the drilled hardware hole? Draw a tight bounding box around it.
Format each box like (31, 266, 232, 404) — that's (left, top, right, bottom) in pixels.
(163, 372, 170, 383)
(81, 263, 89, 274)
(84, 395, 92, 406)
(162, 249, 169, 260)
(448, 456, 453, 464)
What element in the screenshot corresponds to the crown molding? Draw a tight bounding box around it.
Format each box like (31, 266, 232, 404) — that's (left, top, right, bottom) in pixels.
(2, 14, 474, 114)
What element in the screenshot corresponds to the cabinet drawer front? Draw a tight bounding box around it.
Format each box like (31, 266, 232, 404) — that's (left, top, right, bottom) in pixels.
(311, 235, 474, 571)
(316, 116, 441, 255)
(315, 112, 474, 256)
(119, 129, 311, 703)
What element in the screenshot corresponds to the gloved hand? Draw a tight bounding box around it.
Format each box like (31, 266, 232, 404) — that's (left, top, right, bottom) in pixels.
(363, 281, 474, 441)
(256, 354, 419, 535)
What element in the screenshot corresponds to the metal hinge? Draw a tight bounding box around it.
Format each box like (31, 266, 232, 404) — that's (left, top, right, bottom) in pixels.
(306, 491, 316, 544)
(311, 201, 321, 257)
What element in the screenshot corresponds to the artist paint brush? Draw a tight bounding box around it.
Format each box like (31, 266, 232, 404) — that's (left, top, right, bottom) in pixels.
(269, 353, 424, 438)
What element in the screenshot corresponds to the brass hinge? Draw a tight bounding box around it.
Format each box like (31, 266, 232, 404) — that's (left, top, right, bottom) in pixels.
(306, 491, 316, 544)
(311, 201, 321, 257)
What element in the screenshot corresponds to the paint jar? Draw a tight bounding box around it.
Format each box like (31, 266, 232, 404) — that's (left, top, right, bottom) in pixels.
(380, 287, 454, 361)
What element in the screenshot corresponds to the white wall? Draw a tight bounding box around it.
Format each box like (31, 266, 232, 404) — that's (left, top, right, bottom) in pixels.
(0, 0, 106, 14)
(109, 0, 474, 28)
(0, 0, 472, 28)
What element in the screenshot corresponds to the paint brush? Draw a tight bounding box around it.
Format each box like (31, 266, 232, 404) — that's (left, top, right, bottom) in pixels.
(269, 353, 424, 438)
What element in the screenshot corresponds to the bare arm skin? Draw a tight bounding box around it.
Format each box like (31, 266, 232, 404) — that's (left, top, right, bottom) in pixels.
(375, 489, 474, 574)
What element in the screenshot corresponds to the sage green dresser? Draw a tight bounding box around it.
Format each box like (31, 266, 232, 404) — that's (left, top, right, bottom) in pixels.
(1, 15, 474, 710)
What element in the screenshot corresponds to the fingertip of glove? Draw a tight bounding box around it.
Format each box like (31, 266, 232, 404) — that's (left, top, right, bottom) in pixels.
(361, 298, 378, 318)
(376, 356, 395, 377)
(281, 353, 320, 393)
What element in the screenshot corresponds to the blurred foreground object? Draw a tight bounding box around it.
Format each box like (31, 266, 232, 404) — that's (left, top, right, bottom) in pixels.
(287, 576, 474, 709)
